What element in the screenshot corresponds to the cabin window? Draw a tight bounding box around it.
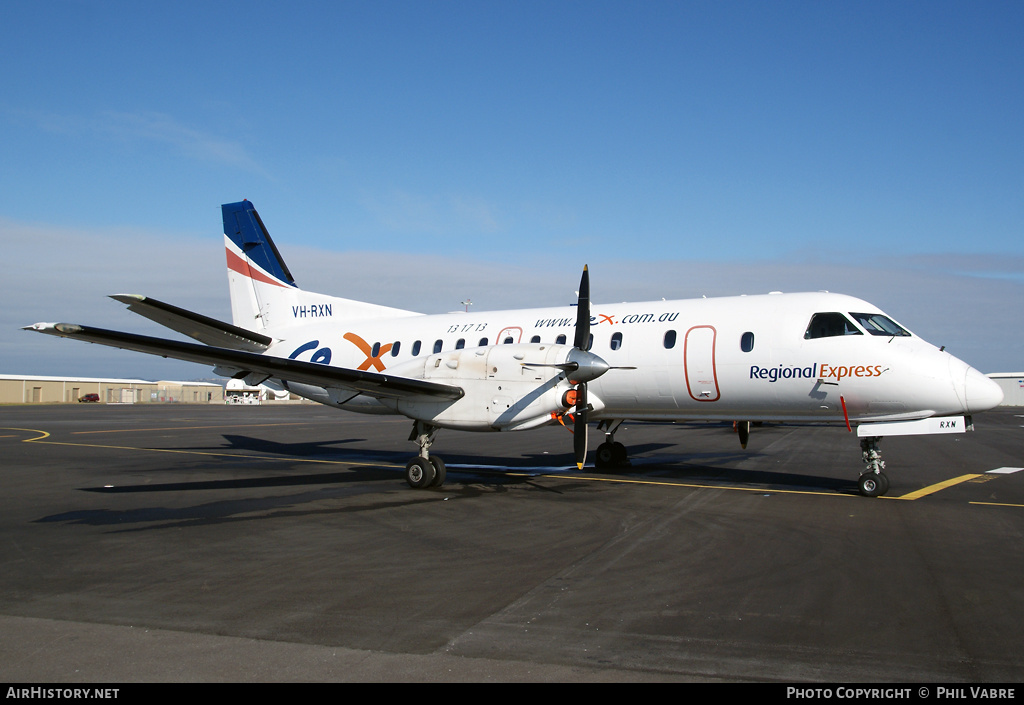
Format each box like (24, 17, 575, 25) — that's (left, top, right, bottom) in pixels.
(610, 332, 623, 350)
(850, 312, 911, 337)
(556, 334, 567, 344)
(740, 331, 755, 352)
(587, 334, 594, 351)
(664, 330, 677, 349)
(391, 341, 401, 357)
(371, 342, 381, 357)
(530, 335, 541, 344)
(503, 336, 514, 344)
(433, 339, 443, 354)
(804, 312, 862, 339)
(412, 340, 421, 356)
(478, 337, 488, 346)
(455, 338, 466, 349)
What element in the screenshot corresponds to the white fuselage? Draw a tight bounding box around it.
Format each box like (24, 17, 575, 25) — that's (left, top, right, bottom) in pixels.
(265, 290, 999, 429)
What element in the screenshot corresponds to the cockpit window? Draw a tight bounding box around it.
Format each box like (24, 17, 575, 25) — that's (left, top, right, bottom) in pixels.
(804, 312, 863, 339)
(850, 312, 911, 337)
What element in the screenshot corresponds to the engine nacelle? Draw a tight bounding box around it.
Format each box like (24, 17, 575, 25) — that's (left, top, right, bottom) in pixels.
(383, 343, 600, 431)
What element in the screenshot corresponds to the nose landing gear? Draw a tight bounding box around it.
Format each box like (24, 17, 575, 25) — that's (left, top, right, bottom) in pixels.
(859, 436, 890, 497)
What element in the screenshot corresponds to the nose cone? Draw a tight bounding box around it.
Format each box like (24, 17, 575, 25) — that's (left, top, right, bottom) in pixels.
(565, 348, 610, 384)
(964, 367, 1004, 413)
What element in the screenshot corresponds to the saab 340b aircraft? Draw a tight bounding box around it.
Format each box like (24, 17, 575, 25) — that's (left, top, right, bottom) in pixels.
(27, 200, 1004, 496)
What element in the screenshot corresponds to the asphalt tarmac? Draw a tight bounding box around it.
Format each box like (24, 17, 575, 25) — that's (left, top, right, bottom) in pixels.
(1, 403, 1022, 682)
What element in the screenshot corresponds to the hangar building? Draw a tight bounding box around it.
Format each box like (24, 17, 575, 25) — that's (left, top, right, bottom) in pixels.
(989, 373, 1024, 407)
(0, 374, 224, 404)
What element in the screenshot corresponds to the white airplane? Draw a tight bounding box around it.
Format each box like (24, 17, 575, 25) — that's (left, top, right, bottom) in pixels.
(26, 200, 1004, 496)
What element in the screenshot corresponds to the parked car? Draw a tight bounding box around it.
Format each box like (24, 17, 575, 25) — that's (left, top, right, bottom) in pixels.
(78, 393, 100, 403)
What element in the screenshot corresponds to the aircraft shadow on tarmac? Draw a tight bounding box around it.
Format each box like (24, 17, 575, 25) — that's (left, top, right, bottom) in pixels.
(35, 485, 443, 531)
(218, 433, 365, 456)
(34, 447, 860, 531)
(66, 434, 858, 501)
(646, 462, 861, 495)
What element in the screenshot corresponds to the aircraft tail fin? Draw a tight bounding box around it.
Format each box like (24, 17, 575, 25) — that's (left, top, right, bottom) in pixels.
(222, 200, 419, 333)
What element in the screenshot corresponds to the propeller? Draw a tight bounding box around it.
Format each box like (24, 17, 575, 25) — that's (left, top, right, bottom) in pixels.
(564, 265, 637, 468)
(572, 266, 592, 469)
(522, 265, 632, 469)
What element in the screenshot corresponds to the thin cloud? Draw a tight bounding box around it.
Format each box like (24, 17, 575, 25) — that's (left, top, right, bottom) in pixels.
(16, 107, 269, 177)
(96, 111, 270, 177)
(358, 189, 504, 235)
(891, 253, 1024, 282)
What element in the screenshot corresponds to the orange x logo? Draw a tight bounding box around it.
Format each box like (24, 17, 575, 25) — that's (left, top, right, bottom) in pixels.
(344, 332, 392, 372)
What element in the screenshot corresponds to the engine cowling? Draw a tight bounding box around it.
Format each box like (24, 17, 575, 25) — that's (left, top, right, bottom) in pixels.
(383, 343, 604, 431)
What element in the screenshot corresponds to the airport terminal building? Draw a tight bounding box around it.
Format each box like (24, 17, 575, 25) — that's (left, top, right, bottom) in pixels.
(0, 374, 224, 404)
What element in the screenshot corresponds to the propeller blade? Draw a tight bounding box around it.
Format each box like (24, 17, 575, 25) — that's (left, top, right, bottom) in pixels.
(737, 420, 750, 449)
(574, 383, 588, 469)
(570, 265, 593, 469)
(573, 265, 590, 351)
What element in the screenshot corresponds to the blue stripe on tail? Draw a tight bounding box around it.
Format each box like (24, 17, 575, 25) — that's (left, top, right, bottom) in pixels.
(222, 200, 297, 287)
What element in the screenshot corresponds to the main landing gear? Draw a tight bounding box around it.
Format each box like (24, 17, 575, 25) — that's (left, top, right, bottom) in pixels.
(405, 421, 446, 489)
(858, 436, 890, 497)
(594, 420, 630, 469)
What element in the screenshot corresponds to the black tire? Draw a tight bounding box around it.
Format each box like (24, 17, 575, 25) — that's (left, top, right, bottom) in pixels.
(859, 471, 889, 497)
(406, 457, 436, 489)
(595, 441, 629, 469)
(595, 442, 616, 468)
(610, 441, 628, 466)
(429, 456, 446, 488)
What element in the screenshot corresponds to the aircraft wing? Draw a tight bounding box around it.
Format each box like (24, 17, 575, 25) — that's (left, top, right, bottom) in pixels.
(24, 322, 465, 402)
(109, 294, 272, 352)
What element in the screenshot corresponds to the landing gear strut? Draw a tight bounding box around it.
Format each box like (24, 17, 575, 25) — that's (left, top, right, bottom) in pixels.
(406, 421, 446, 489)
(858, 436, 890, 497)
(594, 420, 630, 469)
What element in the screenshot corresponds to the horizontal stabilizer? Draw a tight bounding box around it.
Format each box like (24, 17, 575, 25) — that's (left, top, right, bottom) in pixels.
(24, 322, 465, 402)
(110, 294, 272, 352)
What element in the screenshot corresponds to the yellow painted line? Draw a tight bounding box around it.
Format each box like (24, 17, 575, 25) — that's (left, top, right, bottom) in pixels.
(507, 472, 856, 497)
(894, 474, 983, 501)
(0, 428, 51, 442)
(970, 501, 1024, 508)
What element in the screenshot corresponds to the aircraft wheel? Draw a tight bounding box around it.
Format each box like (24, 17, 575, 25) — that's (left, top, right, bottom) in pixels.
(406, 457, 436, 489)
(595, 442, 615, 468)
(859, 471, 889, 497)
(595, 441, 629, 469)
(610, 442, 628, 466)
(429, 456, 446, 488)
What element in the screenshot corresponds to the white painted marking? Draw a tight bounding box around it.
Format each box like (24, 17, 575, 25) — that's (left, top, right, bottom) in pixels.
(986, 467, 1024, 475)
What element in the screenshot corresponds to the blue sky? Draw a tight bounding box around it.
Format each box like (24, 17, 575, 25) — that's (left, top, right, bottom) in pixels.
(2, 1, 1022, 378)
